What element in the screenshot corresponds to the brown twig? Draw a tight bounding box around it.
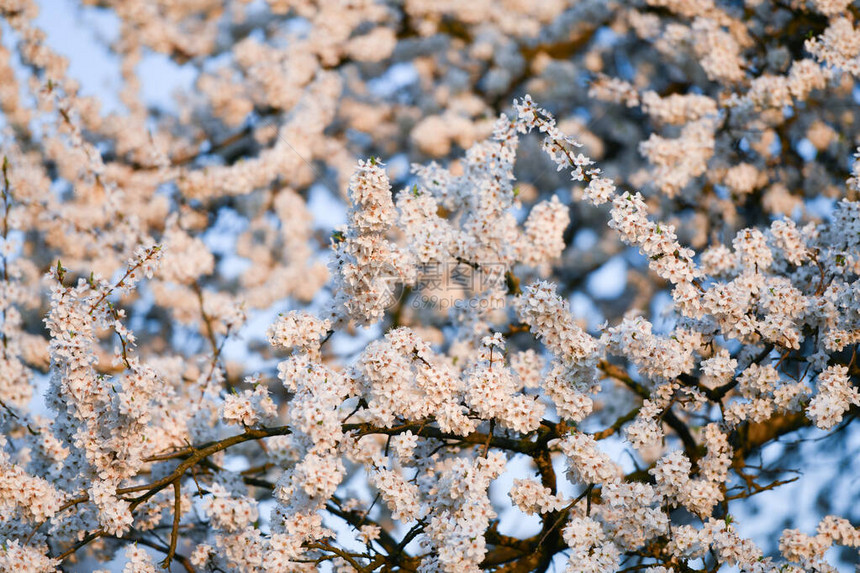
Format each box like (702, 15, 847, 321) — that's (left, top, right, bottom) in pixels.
(160, 479, 182, 569)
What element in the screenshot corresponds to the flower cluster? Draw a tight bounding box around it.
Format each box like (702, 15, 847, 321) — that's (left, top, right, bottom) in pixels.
(330, 159, 415, 325)
(1, 1, 859, 571)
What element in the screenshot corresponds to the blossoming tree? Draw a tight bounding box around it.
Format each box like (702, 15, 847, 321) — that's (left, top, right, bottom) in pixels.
(0, 0, 858, 571)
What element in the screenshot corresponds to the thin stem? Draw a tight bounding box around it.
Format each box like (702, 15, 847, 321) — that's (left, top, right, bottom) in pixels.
(160, 479, 182, 569)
